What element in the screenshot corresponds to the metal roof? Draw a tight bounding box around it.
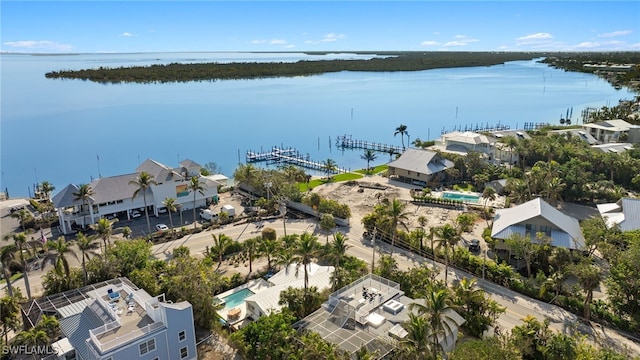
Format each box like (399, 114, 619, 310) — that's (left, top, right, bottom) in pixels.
(388, 148, 454, 175)
(491, 198, 585, 250)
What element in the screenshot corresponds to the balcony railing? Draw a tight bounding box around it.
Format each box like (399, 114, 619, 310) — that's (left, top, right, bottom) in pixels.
(89, 321, 165, 353)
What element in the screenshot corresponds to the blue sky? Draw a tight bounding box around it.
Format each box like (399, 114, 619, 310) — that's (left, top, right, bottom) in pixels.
(1, 1, 639, 53)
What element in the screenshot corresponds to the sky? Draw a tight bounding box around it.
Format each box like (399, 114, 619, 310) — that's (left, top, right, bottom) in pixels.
(1, 1, 639, 53)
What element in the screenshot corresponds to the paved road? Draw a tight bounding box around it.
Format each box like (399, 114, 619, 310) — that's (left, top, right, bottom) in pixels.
(2, 215, 639, 356)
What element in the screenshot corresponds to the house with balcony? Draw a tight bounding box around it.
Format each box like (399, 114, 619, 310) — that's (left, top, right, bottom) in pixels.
(428, 131, 495, 157)
(491, 197, 585, 252)
(21, 277, 197, 360)
(582, 119, 640, 144)
(52, 159, 219, 234)
(387, 148, 454, 187)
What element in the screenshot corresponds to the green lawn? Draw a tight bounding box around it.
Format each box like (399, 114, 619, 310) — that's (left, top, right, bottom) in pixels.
(354, 164, 389, 175)
(298, 172, 364, 191)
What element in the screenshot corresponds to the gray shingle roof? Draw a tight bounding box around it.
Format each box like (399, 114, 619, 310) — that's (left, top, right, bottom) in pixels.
(90, 173, 141, 204)
(491, 198, 585, 250)
(136, 159, 182, 182)
(52, 183, 84, 208)
(388, 148, 454, 175)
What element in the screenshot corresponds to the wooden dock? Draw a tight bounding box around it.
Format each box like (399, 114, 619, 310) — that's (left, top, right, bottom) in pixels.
(246, 146, 347, 174)
(335, 135, 402, 154)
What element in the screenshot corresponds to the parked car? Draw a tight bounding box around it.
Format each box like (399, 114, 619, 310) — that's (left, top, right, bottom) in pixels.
(468, 239, 480, 252)
(130, 210, 142, 218)
(157, 207, 168, 214)
(155, 224, 169, 232)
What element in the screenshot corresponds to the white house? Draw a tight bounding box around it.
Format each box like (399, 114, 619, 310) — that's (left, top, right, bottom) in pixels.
(52, 159, 219, 234)
(22, 277, 197, 360)
(597, 197, 640, 232)
(387, 148, 454, 187)
(491, 197, 585, 251)
(429, 131, 495, 157)
(582, 119, 640, 144)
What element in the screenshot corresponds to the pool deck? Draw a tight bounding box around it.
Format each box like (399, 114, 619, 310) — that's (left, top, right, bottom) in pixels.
(215, 278, 270, 326)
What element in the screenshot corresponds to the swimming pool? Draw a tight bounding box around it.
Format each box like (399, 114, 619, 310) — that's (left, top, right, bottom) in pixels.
(441, 191, 480, 203)
(221, 288, 255, 309)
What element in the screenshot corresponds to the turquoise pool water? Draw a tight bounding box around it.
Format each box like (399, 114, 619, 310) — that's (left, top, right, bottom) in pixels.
(221, 288, 254, 309)
(442, 192, 480, 203)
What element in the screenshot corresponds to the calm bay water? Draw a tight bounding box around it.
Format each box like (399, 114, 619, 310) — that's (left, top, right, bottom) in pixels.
(1, 52, 635, 198)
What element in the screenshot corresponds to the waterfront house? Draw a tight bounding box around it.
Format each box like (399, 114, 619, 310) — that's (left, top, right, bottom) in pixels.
(52, 159, 219, 234)
(429, 131, 494, 157)
(597, 197, 640, 232)
(387, 148, 454, 187)
(582, 119, 640, 144)
(22, 277, 197, 360)
(491, 197, 585, 252)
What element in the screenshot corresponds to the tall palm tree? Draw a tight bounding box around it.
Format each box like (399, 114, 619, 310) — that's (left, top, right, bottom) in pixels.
(394, 124, 409, 150)
(8, 232, 34, 299)
(75, 232, 98, 285)
(39, 181, 55, 201)
(386, 198, 410, 255)
(0, 245, 18, 297)
(573, 262, 601, 319)
(434, 223, 460, 283)
(322, 158, 337, 180)
(258, 236, 278, 271)
(482, 186, 497, 227)
(188, 176, 206, 230)
(130, 171, 157, 235)
(326, 232, 351, 289)
(360, 149, 378, 173)
(90, 218, 116, 251)
(233, 163, 259, 192)
(72, 183, 94, 227)
(163, 197, 177, 229)
(293, 232, 321, 293)
(410, 286, 457, 359)
(244, 237, 259, 274)
(211, 233, 232, 269)
(499, 136, 519, 166)
(542, 177, 566, 205)
(400, 313, 431, 359)
(41, 236, 79, 281)
(0, 290, 22, 343)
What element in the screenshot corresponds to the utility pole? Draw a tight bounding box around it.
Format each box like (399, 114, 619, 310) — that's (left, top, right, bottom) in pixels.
(371, 227, 377, 274)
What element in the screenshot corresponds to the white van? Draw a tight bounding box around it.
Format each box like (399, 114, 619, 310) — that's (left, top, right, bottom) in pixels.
(199, 209, 217, 221)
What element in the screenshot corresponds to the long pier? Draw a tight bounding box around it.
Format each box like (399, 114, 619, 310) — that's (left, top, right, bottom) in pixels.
(335, 135, 402, 154)
(246, 146, 347, 174)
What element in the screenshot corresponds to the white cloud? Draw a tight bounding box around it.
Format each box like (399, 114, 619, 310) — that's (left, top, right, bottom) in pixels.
(283, 44, 295, 49)
(421, 40, 439, 46)
(517, 32, 553, 41)
(2, 40, 73, 52)
(251, 40, 267, 44)
(454, 35, 466, 39)
(269, 39, 287, 45)
(120, 32, 136, 37)
(322, 33, 346, 42)
(574, 41, 600, 49)
(631, 42, 640, 49)
(443, 41, 467, 47)
(598, 30, 632, 38)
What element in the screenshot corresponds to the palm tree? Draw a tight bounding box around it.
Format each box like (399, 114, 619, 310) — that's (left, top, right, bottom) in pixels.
(386, 198, 410, 255)
(573, 262, 601, 319)
(39, 181, 55, 201)
(233, 163, 259, 191)
(258, 236, 278, 271)
(400, 313, 431, 359)
(482, 186, 497, 227)
(322, 158, 337, 180)
(0, 245, 18, 296)
(75, 232, 98, 285)
(360, 149, 378, 173)
(434, 223, 460, 283)
(11, 209, 32, 232)
(90, 218, 116, 251)
(410, 286, 458, 359)
(72, 183, 94, 227)
(499, 136, 519, 166)
(293, 232, 321, 293)
(326, 232, 350, 289)
(130, 171, 157, 235)
(41, 236, 79, 281)
(188, 176, 206, 230)
(163, 197, 177, 229)
(0, 290, 22, 343)
(394, 124, 409, 149)
(8, 232, 34, 299)
(542, 177, 566, 205)
(244, 237, 259, 274)
(210, 233, 232, 269)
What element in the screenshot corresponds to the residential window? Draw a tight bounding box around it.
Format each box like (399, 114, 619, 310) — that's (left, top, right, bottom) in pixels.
(139, 339, 156, 355)
(180, 347, 188, 359)
(179, 330, 186, 342)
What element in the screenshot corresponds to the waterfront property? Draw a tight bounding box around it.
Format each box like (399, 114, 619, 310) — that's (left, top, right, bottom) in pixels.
(293, 274, 464, 358)
(21, 277, 197, 360)
(386, 148, 454, 187)
(597, 197, 640, 232)
(52, 159, 219, 234)
(491, 198, 585, 252)
(428, 131, 494, 157)
(582, 119, 640, 144)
